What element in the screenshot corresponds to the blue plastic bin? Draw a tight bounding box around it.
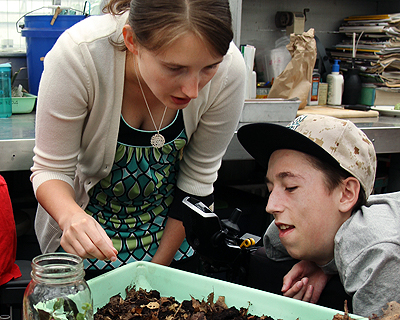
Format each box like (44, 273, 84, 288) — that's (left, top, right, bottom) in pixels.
(21, 15, 86, 95)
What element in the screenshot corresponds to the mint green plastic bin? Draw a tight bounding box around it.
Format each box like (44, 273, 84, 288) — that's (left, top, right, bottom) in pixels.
(12, 93, 37, 113)
(87, 261, 366, 320)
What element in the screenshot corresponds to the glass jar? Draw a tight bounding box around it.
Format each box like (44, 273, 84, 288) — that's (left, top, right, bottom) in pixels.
(23, 253, 93, 320)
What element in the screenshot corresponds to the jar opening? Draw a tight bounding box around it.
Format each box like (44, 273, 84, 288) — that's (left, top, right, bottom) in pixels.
(31, 253, 84, 282)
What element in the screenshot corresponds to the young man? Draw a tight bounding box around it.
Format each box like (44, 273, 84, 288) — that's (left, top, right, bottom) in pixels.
(238, 114, 400, 317)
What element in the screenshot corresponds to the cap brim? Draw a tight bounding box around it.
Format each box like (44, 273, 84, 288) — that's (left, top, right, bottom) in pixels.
(237, 123, 340, 169)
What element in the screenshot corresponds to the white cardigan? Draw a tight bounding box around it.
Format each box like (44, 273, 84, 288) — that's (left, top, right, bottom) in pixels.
(30, 12, 246, 253)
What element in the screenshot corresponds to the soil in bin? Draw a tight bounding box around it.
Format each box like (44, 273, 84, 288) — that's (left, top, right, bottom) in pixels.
(94, 287, 274, 320)
(93, 287, 360, 320)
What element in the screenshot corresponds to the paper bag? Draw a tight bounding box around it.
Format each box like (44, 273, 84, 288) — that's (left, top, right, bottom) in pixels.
(268, 28, 317, 109)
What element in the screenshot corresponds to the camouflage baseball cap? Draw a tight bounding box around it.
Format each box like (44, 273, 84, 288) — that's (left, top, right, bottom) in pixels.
(237, 114, 377, 198)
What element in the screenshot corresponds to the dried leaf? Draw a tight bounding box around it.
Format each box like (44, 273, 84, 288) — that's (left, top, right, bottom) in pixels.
(207, 293, 214, 307)
(95, 287, 276, 320)
(144, 302, 160, 310)
(189, 312, 205, 320)
(173, 302, 183, 318)
(199, 301, 207, 313)
(382, 301, 400, 317)
(331, 301, 356, 320)
(160, 297, 170, 304)
(214, 296, 228, 312)
(168, 304, 177, 312)
(191, 296, 201, 312)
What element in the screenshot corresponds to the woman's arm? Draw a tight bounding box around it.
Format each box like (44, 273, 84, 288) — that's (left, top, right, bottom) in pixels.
(36, 179, 117, 261)
(151, 217, 185, 265)
(31, 20, 124, 256)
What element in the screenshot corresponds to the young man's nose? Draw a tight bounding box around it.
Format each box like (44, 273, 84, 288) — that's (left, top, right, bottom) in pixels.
(265, 190, 282, 215)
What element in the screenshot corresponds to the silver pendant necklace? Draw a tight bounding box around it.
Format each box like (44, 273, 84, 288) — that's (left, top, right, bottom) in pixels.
(134, 62, 168, 148)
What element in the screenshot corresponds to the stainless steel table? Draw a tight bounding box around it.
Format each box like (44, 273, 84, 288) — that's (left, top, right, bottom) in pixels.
(0, 113, 35, 171)
(1, 112, 400, 171)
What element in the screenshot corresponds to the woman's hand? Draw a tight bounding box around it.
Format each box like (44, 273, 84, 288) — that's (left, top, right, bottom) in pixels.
(59, 209, 118, 261)
(281, 260, 331, 303)
(36, 179, 117, 261)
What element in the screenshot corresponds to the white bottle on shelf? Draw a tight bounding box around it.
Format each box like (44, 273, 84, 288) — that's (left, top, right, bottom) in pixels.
(327, 60, 344, 106)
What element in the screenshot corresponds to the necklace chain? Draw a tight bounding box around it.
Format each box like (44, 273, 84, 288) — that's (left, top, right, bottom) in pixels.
(134, 61, 168, 148)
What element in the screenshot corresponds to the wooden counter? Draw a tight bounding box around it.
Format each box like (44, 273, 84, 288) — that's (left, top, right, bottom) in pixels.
(297, 105, 379, 119)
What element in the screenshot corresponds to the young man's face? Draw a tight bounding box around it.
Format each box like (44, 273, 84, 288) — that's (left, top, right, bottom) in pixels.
(265, 149, 348, 265)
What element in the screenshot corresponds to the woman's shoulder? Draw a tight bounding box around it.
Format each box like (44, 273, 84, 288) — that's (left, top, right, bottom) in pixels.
(61, 12, 129, 45)
(219, 42, 246, 76)
(205, 42, 245, 96)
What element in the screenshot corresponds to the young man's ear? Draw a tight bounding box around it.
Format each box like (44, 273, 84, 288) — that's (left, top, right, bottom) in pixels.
(122, 25, 138, 54)
(339, 177, 361, 213)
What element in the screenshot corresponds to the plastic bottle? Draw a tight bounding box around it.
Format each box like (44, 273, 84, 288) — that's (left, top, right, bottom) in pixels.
(0, 63, 12, 118)
(307, 69, 320, 105)
(342, 67, 362, 105)
(318, 83, 328, 105)
(327, 60, 344, 106)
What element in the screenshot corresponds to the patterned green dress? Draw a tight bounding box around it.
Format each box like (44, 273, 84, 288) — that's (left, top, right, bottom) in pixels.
(83, 111, 194, 270)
